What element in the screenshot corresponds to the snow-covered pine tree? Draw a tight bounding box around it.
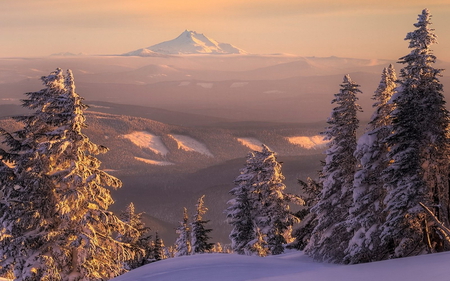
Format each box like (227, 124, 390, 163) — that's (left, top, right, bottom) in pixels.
(226, 151, 259, 255)
(190, 195, 214, 254)
(0, 69, 71, 280)
(153, 232, 167, 261)
(226, 145, 302, 256)
(0, 69, 131, 280)
(381, 9, 450, 257)
(344, 64, 397, 263)
(175, 207, 191, 257)
(290, 177, 322, 250)
(305, 74, 362, 263)
(119, 202, 152, 269)
(253, 145, 303, 255)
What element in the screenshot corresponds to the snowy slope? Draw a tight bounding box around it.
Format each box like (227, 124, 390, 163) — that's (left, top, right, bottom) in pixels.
(126, 30, 248, 55)
(112, 251, 450, 281)
(169, 134, 213, 157)
(122, 131, 169, 156)
(237, 137, 265, 152)
(286, 135, 328, 149)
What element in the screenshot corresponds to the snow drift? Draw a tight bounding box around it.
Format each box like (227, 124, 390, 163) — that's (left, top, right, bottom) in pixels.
(111, 251, 450, 281)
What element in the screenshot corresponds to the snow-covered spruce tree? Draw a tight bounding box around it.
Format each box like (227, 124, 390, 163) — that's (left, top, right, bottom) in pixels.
(175, 207, 191, 257)
(344, 65, 397, 263)
(0, 69, 131, 280)
(381, 9, 450, 258)
(0, 69, 71, 280)
(225, 153, 256, 255)
(190, 195, 214, 254)
(119, 202, 152, 269)
(290, 177, 322, 250)
(305, 74, 362, 263)
(226, 145, 302, 256)
(153, 232, 167, 261)
(226, 151, 259, 255)
(253, 145, 303, 255)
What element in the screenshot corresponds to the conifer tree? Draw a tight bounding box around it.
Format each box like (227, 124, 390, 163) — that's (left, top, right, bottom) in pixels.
(344, 65, 397, 263)
(290, 177, 322, 250)
(305, 74, 362, 263)
(226, 151, 259, 255)
(254, 145, 302, 255)
(0, 69, 130, 280)
(119, 202, 152, 269)
(175, 208, 191, 257)
(153, 232, 167, 261)
(226, 145, 302, 256)
(190, 195, 214, 254)
(381, 9, 450, 257)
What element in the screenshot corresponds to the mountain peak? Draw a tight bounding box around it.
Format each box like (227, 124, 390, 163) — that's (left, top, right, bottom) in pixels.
(128, 30, 248, 55)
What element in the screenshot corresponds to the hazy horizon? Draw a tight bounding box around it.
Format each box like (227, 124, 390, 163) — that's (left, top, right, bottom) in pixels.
(1, 1, 450, 61)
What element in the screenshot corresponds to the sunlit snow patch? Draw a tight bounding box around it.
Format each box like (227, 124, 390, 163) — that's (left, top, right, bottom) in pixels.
(169, 134, 213, 157)
(230, 82, 249, 88)
(264, 90, 284, 94)
(88, 104, 111, 109)
(197, 82, 213, 88)
(287, 135, 328, 149)
(123, 131, 169, 156)
(134, 157, 174, 166)
(178, 81, 191, 86)
(237, 137, 264, 151)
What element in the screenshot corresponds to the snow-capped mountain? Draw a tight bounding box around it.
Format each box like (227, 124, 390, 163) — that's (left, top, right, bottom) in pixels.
(124, 30, 248, 55)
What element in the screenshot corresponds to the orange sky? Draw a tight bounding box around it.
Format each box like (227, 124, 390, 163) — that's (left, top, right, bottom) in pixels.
(1, 0, 450, 60)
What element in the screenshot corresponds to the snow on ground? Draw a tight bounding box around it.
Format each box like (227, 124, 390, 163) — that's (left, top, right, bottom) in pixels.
(230, 82, 249, 88)
(111, 250, 450, 281)
(134, 157, 174, 166)
(264, 90, 284, 94)
(122, 131, 169, 156)
(197, 82, 214, 88)
(169, 134, 213, 157)
(287, 135, 328, 149)
(236, 137, 265, 151)
(179, 81, 191, 86)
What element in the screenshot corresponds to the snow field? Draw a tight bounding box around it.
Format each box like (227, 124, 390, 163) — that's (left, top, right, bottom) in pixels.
(230, 82, 249, 88)
(286, 135, 328, 149)
(134, 157, 174, 166)
(169, 134, 213, 157)
(111, 250, 450, 281)
(122, 131, 169, 156)
(196, 82, 214, 88)
(236, 137, 265, 151)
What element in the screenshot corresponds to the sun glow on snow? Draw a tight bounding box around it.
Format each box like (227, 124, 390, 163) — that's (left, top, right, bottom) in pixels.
(122, 131, 169, 156)
(286, 135, 328, 149)
(169, 134, 213, 157)
(134, 157, 174, 166)
(237, 137, 264, 151)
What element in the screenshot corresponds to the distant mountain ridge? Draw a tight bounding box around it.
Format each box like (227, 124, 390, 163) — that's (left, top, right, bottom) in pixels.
(123, 30, 248, 56)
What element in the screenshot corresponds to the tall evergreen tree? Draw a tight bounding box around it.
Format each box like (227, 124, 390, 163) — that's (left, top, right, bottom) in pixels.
(119, 202, 152, 269)
(226, 153, 257, 255)
(226, 145, 302, 256)
(290, 177, 322, 250)
(344, 65, 397, 263)
(190, 195, 214, 254)
(175, 208, 191, 257)
(305, 74, 362, 263)
(0, 69, 130, 280)
(254, 145, 302, 255)
(153, 232, 167, 261)
(381, 9, 450, 257)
